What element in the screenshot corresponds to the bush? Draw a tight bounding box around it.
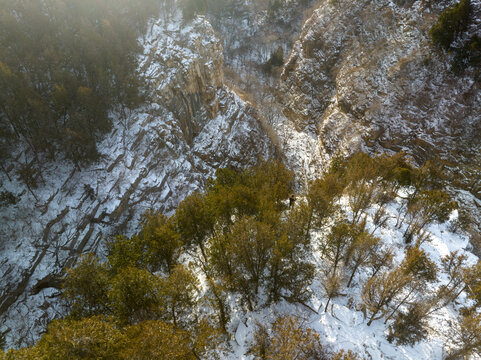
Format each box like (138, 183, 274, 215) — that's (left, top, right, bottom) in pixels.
(204, 159, 294, 226)
(446, 312, 481, 359)
(123, 321, 195, 360)
(449, 207, 474, 233)
(331, 350, 361, 360)
(107, 235, 146, 272)
(387, 302, 429, 345)
(209, 215, 314, 310)
(430, 0, 472, 50)
(263, 46, 284, 74)
(158, 265, 199, 328)
(465, 261, 481, 308)
(403, 189, 457, 244)
(452, 35, 481, 73)
(107, 211, 182, 273)
(108, 267, 162, 324)
(62, 254, 111, 318)
(1, 317, 126, 360)
(0, 191, 17, 207)
(249, 315, 329, 360)
(401, 246, 438, 282)
(2, 317, 218, 360)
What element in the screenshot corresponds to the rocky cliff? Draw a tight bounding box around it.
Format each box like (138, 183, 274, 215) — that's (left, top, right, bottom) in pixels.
(280, 0, 481, 196)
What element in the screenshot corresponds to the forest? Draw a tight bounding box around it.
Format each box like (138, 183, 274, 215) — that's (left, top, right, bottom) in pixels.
(2, 153, 480, 359)
(0, 0, 162, 166)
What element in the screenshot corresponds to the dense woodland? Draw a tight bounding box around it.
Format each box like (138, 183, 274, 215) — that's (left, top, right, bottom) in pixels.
(2, 153, 480, 359)
(0, 0, 163, 166)
(0, 0, 292, 188)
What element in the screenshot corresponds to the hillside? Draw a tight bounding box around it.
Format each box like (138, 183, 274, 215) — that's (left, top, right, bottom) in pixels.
(0, 10, 274, 348)
(0, 0, 480, 357)
(3, 155, 481, 359)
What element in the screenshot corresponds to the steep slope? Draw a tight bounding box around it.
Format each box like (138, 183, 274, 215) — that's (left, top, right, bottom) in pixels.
(2, 0, 481, 352)
(279, 0, 480, 191)
(0, 14, 274, 347)
(225, 197, 478, 360)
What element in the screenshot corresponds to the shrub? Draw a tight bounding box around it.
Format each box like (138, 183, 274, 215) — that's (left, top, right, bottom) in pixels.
(2, 318, 218, 360)
(108, 267, 162, 323)
(452, 35, 481, 73)
(362, 267, 413, 326)
(430, 0, 472, 50)
(446, 312, 481, 359)
(209, 213, 315, 311)
(387, 302, 429, 345)
(465, 261, 481, 308)
(401, 246, 438, 282)
(249, 315, 328, 360)
(263, 46, 284, 74)
(62, 254, 111, 318)
(107, 235, 146, 272)
(331, 350, 361, 360)
(124, 321, 195, 360)
(449, 207, 474, 233)
(140, 211, 182, 272)
(158, 265, 199, 328)
(2, 317, 126, 360)
(0, 191, 17, 207)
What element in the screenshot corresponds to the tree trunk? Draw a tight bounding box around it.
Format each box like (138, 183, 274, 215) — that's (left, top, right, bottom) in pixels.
(367, 310, 380, 326)
(347, 261, 361, 288)
(324, 297, 331, 313)
(384, 288, 416, 324)
(0, 162, 12, 182)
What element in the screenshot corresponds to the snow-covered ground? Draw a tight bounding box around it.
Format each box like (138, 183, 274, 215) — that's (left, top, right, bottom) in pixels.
(219, 194, 479, 359)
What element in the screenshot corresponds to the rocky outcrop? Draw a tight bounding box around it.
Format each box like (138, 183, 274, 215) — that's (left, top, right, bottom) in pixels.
(0, 15, 273, 347)
(142, 17, 224, 144)
(280, 0, 481, 195)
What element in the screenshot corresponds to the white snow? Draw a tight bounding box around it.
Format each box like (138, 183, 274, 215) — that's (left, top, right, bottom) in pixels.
(215, 194, 480, 359)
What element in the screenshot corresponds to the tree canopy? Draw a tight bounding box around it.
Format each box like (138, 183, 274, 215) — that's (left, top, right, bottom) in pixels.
(0, 0, 159, 165)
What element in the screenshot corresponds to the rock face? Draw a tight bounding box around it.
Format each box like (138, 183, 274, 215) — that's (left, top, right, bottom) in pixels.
(0, 15, 274, 347)
(142, 17, 224, 144)
(206, 0, 317, 88)
(280, 0, 481, 195)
